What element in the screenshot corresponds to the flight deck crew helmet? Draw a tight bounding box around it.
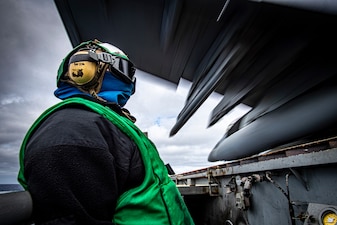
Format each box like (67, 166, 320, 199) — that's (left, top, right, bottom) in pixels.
(57, 40, 136, 99)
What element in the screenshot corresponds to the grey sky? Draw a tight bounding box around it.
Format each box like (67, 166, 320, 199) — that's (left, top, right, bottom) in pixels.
(0, 0, 249, 184)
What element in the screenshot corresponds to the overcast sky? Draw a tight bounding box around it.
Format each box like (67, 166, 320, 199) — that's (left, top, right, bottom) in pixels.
(0, 0, 249, 184)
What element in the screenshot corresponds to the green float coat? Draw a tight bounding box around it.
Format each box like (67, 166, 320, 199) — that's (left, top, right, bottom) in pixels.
(18, 97, 194, 225)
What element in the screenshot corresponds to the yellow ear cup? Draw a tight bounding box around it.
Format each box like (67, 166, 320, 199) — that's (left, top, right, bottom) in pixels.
(68, 60, 97, 85)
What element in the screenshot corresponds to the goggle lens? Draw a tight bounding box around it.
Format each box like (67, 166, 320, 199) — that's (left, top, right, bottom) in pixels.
(88, 51, 136, 84)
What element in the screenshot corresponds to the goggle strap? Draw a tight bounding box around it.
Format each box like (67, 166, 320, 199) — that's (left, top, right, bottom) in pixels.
(89, 51, 116, 64)
(69, 54, 96, 64)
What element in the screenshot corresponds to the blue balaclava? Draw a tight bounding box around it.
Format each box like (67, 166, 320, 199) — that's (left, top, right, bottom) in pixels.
(54, 71, 135, 107)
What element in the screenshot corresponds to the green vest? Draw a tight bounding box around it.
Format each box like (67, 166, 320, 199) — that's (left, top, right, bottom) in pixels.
(18, 97, 195, 225)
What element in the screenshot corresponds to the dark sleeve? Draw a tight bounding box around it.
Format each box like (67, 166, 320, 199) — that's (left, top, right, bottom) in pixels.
(24, 107, 144, 225)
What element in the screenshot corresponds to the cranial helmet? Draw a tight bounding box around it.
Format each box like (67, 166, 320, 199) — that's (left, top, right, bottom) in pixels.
(57, 40, 136, 98)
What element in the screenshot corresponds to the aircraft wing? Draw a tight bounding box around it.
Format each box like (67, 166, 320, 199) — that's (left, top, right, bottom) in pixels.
(55, 0, 337, 161)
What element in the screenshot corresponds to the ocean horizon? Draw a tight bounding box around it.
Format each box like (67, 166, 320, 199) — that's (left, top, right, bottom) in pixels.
(0, 184, 24, 194)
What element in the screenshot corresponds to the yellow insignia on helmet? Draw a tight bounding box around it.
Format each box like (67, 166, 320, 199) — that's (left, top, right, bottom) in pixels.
(68, 51, 97, 85)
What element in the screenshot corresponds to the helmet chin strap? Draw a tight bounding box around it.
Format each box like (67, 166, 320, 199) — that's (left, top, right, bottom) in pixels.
(88, 89, 107, 102)
(83, 62, 109, 102)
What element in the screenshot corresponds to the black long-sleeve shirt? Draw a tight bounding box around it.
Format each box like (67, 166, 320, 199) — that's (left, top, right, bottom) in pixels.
(23, 105, 145, 224)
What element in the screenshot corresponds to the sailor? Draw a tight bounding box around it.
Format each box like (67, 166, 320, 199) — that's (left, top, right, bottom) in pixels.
(18, 40, 195, 225)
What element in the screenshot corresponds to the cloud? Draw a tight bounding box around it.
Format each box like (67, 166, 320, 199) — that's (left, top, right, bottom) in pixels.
(127, 71, 249, 174)
(0, 0, 71, 184)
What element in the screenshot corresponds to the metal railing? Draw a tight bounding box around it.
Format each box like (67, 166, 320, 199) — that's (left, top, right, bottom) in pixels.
(0, 191, 33, 225)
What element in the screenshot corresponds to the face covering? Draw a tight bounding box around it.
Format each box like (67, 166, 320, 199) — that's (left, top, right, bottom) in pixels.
(54, 71, 135, 107)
